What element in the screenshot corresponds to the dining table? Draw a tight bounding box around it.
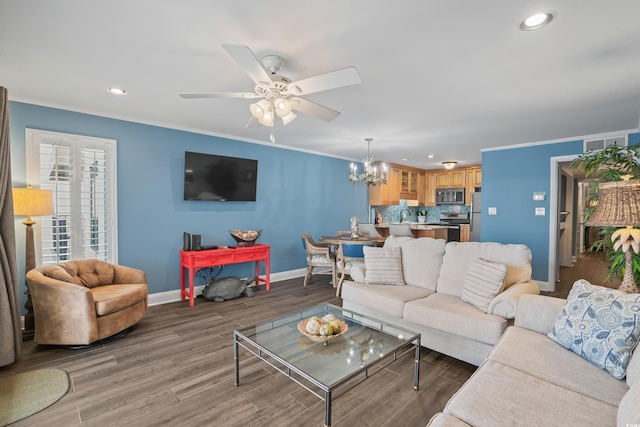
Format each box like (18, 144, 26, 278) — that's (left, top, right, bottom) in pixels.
(318, 234, 386, 245)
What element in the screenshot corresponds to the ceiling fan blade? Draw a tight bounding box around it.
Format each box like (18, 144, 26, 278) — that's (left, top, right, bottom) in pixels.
(179, 92, 259, 99)
(287, 67, 361, 96)
(222, 44, 273, 86)
(290, 97, 340, 122)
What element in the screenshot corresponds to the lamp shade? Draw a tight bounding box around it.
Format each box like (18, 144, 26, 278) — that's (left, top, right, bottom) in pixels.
(586, 180, 640, 227)
(12, 185, 54, 217)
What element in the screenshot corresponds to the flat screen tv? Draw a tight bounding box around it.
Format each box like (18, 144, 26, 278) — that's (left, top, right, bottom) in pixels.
(184, 151, 258, 201)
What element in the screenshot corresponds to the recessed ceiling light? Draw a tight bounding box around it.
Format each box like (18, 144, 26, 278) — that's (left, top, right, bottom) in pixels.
(107, 87, 127, 95)
(427, 154, 435, 159)
(402, 158, 408, 161)
(520, 12, 554, 31)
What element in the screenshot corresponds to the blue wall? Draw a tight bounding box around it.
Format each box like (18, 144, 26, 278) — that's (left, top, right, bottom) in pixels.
(482, 132, 640, 283)
(9, 101, 368, 307)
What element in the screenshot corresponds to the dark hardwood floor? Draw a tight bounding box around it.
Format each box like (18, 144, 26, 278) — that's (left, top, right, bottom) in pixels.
(1, 277, 476, 427)
(544, 251, 622, 299)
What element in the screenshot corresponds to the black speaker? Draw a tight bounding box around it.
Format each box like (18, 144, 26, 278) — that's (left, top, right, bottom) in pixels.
(191, 234, 202, 251)
(183, 232, 191, 251)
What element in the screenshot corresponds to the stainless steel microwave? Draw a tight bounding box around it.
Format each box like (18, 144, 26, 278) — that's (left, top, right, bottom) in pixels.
(435, 188, 465, 205)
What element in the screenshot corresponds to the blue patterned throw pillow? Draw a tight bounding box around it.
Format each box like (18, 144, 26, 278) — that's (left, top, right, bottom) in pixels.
(548, 279, 640, 379)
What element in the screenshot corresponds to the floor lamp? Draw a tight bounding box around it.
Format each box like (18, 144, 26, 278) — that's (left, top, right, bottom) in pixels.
(12, 184, 54, 339)
(586, 179, 640, 293)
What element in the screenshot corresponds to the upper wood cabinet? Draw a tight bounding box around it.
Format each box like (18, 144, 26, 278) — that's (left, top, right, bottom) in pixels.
(435, 170, 466, 188)
(465, 166, 482, 205)
(424, 173, 437, 206)
(369, 168, 401, 206)
(400, 170, 420, 199)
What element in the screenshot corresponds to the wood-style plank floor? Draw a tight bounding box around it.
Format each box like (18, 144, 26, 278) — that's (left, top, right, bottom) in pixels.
(1, 277, 476, 427)
(544, 251, 622, 299)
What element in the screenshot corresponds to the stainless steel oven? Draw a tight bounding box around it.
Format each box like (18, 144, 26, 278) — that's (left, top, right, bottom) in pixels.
(435, 188, 465, 205)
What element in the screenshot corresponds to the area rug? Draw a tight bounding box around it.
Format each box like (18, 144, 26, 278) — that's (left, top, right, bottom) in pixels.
(0, 368, 69, 426)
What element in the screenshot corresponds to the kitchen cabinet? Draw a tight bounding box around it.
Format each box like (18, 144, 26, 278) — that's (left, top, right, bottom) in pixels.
(424, 173, 437, 206)
(460, 225, 470, 242)
(465, 166, 482, 206)
(435, 170, 466, 188)
(401, 170, 419, 194)
(416, 173, 426, 205)
(369, 168, 400, 206)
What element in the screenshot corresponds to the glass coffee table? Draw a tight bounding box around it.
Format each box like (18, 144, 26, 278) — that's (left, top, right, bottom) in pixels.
(234, 304, 421, 427)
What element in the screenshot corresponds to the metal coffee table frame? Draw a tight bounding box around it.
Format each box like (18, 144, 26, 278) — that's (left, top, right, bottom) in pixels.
(234, 304, 421, 427)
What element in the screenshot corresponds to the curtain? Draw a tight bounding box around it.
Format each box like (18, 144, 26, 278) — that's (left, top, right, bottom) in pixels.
(0, 86, 21, 366)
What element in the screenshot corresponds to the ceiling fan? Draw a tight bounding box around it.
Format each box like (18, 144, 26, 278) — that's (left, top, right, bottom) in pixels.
(179, 44, 362, 127)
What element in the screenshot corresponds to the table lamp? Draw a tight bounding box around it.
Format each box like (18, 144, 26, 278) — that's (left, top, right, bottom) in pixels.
(586, 178, 640, 293)
(12, 184, 54, 338)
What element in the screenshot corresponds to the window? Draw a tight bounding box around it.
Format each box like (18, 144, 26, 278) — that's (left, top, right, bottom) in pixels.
(26, 129, 118, 265)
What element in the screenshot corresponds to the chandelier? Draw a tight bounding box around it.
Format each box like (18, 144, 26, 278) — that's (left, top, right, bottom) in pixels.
(349, 138, 388, 186)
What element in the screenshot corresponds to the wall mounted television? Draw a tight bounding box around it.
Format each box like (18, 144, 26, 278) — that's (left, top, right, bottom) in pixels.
(184, 151, 258, 201)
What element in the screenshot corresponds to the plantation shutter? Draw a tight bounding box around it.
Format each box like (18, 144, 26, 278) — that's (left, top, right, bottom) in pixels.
(26, 129, 117, 265)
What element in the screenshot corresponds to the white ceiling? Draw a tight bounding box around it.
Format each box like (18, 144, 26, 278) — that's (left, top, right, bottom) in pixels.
(2, 1, 640, 169)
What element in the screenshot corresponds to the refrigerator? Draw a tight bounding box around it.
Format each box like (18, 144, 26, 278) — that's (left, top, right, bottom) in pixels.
(470, 192, 482, 242)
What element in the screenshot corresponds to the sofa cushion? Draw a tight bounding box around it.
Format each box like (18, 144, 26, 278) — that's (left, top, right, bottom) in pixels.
(363, 246, 405, 286)
(383, 236, 445, 290)
(42, 264, 75, 283)
(548, 279, 640, 379)
(627, 345, 640, 388)
(489, 326, 628, 406)
(427, 413, 471, 427)
(618, 384, 640, 427)
(92, 283, 148, 316)
(461, 258, 507, 312)
(444, 360, 618, 427)
(403, 293, 507, 345)
(340, 281, 433, 318)
(436, 242, 532, 297)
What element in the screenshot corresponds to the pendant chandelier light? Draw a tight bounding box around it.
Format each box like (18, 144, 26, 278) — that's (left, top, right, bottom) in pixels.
(349, 138, 388, 186)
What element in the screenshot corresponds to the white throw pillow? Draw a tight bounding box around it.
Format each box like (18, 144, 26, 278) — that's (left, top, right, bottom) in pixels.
(363, 246, 405, 286)
(461, 258, 507, 312)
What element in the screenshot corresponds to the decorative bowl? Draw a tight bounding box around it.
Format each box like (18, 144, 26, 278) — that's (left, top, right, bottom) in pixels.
(229, 229, 262, 246)
(297, 318, 348, 343)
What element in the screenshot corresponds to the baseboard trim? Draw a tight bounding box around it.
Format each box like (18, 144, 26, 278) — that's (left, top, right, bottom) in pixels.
(536, 280, 553, 292)
(148, 268, 307, 307)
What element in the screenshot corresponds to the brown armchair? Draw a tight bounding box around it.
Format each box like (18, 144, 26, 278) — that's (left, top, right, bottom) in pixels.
(26, 259, 148, 345)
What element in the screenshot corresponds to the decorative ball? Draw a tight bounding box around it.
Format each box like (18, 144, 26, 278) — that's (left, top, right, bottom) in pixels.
(322, 314, 337, 324)
(319, 324, 334, 336)
(305, 319, 321, 336)
(329, 320, 341, 333)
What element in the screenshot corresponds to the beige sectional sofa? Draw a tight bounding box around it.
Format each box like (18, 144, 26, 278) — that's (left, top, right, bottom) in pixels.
(428, 294, 640, 427)
(341, 236, 540, 366)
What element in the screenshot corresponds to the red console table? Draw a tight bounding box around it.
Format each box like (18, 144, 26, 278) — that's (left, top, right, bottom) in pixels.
(180, 244, 270, 307)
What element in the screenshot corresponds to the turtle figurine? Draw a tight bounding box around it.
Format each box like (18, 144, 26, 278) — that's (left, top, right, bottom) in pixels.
(202, 275, 256, 302)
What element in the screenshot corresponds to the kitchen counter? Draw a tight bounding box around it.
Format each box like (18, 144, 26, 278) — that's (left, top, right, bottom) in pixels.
(374, 223, 462, 240)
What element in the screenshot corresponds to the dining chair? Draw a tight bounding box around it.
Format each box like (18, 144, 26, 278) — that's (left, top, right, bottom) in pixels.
(389, 223, 414, 237)
(301, 233, 336, 287)
(358, 223, 382, 237)
(335, 242, 375, 296)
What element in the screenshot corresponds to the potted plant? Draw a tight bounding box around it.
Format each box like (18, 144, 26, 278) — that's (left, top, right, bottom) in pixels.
(570, 144, 640, 287)
(417, 209, 427, 224)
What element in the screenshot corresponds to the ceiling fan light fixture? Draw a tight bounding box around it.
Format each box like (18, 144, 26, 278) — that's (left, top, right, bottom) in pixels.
(274, 97, 292, 117)
(250, 99, 270, 119)
(281, 111, 297, 126)
(258, 109, 274, 127)
(442, 161, 458, 170)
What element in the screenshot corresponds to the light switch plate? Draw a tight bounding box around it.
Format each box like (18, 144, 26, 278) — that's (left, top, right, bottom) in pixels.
(488, 207, 497, 215)
(533, 192, 546, 201)
(535, 207, 545, 216)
